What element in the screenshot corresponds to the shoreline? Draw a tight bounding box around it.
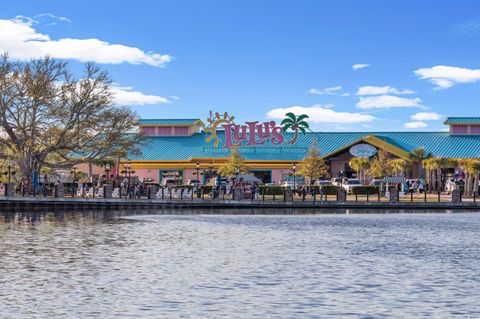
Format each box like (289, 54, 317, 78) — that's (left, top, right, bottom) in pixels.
(1, 196, 480, 212)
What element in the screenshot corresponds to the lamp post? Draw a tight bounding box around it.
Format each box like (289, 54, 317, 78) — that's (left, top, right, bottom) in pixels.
(2, 161, 16, 197)
(70, 167, 78, 197)
(292, 163, 297, 192)
(3, 161, 16, 183)
(195, 162, 200, 193)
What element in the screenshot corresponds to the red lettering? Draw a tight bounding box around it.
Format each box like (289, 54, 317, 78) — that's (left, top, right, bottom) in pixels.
(256, 122, 271, 141)
(233, 124, 248, 143)
(246, 121, 266, 146)
(270, 126, 284, 145)
(222, 124, 241, 148)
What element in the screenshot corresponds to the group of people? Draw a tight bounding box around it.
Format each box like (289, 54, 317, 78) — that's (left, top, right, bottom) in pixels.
(404, 179, 426, 193)
(217, 178, 261, 199)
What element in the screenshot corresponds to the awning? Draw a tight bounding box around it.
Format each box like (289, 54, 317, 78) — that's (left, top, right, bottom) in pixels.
(383, 176, 406, 184)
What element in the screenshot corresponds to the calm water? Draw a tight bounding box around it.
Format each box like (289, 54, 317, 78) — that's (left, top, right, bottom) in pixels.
(0, 209, 479, 318)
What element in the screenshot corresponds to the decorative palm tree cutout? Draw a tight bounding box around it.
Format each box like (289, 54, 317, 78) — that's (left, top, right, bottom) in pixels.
(281, 113, 310, 144)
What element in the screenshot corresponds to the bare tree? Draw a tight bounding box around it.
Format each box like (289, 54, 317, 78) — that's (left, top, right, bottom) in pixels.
(0, 54, 142, 177)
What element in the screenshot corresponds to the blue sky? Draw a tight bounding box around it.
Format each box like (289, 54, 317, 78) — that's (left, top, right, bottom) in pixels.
(1, 1, 480, 131)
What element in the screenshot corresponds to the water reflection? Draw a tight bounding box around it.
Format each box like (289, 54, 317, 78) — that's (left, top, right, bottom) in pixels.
(0, 210, 479, 318)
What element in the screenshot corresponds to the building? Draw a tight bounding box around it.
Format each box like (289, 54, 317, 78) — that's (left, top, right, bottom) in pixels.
(83, 117, 480, 184)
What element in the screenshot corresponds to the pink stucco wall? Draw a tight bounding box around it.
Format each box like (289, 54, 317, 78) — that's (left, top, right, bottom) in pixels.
(451, 125, 480, 135)
(139, 126, 191, 136)
(271, 169, 292, 184)
(134, 169, 161, 182)
(75, 163, 104, 175)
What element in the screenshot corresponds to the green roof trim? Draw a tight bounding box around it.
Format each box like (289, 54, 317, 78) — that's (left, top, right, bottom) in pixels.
(138, 119, 202, 126)
(128, 131, 480, 161)
(444, 117, 480, 125)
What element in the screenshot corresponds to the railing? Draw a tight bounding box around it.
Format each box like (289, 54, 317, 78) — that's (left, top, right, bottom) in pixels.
(0, 183, 477, 204)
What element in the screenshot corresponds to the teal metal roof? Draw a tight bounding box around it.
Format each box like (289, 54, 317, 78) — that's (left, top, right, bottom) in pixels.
(129, 131, 480, 161)
(444, 117, 480, 125)
(138, 119, 201, 126)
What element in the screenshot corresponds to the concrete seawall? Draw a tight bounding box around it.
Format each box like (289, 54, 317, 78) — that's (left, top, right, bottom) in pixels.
(1, 196, 480, 212)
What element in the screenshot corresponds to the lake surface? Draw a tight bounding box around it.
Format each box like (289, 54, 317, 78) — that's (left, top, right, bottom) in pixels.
(0, 210, 479, 318)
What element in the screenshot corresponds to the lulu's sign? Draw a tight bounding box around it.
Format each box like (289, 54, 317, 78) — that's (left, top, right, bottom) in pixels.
(349, 143, 377, 157)
(205, 112, 309, 148)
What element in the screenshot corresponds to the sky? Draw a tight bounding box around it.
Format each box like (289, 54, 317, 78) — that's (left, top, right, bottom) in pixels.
(1, 0, 480, 131)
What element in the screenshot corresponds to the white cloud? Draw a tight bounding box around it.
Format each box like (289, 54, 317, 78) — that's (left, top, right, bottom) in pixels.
(356, 85, 415, 95)
(266, 105, 375, 124)
(356, 95, 423, 109)
(34, 13, 72, 23)
(414, 65, 480, 89)
(404, 121, 428, 129)
(0, 17, 171, 66)
(352, 64, 370, 70)
(410, 112, 442, 121)
(307, 86, 349, 96)
(169, 95, 180, 100)
(111, 85, 170, 105)
(453, 19, 480, 37)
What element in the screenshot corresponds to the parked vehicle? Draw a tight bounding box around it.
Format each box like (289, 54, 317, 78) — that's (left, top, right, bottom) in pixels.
(370, 179, 381, 186)
(342, 178, 362, 194)
(264, 182, 279, 187)
(331, 177, 343, 186)
(445, 178, 464, 194)
(314, 180, 333, 186)
(281, 181, 295, 189)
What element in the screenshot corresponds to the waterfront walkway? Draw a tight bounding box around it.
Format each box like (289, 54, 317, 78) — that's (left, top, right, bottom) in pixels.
(1, 195, 480, 212)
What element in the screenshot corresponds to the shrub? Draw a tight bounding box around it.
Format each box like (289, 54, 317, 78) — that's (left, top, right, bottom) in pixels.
(351, 186, 380, 195)
(259, 186, 284, 195)
(171, 184, 193, 189)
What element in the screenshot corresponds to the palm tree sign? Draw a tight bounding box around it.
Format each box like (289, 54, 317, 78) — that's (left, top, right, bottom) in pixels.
(281, 113, 310, 144)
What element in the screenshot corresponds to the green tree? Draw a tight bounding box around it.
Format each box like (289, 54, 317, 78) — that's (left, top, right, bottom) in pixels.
(422, 157, 455, 192)
(0, 55, 141, 177)
(349, 157, 371, 184)
(281, 113, 310, 144)
(368, 149, 393, 179)
(460, 159, 480, 196)
(409, 147, 432, 178)
(217, 148, 249, 176)
(389, 158, 412, 177)
(298, 139, 329, 184)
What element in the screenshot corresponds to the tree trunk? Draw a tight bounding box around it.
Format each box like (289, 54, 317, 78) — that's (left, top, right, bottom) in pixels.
(466, 173, 471, 196)
(473, 174, 478, 195)
(436, 169, 442, 193)
(466, 173, 473, 197)
(430, 169, 437, 192)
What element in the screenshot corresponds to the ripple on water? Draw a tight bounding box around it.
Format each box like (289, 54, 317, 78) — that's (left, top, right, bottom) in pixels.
(0, 210, 479, 318)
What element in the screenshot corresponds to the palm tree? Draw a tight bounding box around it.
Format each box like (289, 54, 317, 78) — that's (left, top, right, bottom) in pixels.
(390, 159, 412, 177)
(460, 159, 473, 196)
(349, 157, 371, 184)
(281, 113, 310, 144)
(422, 158, 437, 192)
(472, 161, 480, 196)
(409, 147, 432, 179)
(423, 157, 455, 193)
(460, 159, 480, 196)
